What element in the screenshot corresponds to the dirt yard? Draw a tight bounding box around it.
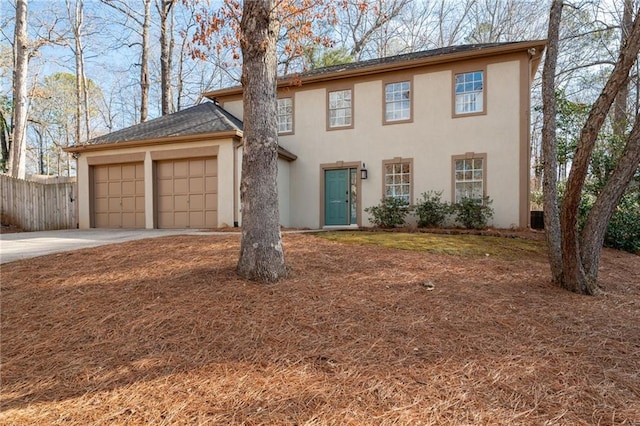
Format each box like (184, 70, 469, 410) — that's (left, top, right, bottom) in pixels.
(1, 232, 639, 425)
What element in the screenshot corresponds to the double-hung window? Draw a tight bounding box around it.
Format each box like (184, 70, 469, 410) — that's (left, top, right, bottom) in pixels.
(383, 159, 412, 204)
(454, 71, 484, 115)
(277, 97, 293, 134)
(454, 156, 485, 202)
(328, 89, 352, 129)
(384, 81, 411, 123)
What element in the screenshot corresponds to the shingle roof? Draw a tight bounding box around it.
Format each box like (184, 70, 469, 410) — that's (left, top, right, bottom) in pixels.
(203, 40, 545, 100)
(296, 41, 529, 79)
(85, 101, 243, 145)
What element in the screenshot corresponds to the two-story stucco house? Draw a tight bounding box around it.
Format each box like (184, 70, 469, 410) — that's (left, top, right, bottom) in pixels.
(66, 40, 545, 230)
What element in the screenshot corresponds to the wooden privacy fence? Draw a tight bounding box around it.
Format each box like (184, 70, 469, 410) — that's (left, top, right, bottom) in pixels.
(0, 175, 78, 231)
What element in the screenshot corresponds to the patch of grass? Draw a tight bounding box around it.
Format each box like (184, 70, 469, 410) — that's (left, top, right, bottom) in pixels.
(316, 231, 547, 260)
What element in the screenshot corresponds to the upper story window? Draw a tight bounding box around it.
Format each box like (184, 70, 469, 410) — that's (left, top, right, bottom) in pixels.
(454, 71, 484, 115)
(383, 158, 412, 204)
(384, 81, 411, 123)
(328, 89, 352, 129)
(277, 97, 293, 134)
(454, 156, 484, 203)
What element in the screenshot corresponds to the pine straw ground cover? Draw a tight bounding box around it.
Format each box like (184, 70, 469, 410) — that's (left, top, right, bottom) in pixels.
(1, 232, 639, 425)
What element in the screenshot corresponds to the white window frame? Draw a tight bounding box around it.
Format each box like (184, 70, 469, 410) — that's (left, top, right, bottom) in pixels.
(385, 81, 411, 123)
(328, 89, 352, 129)
(454, 157, 484, 203)
(454, 71, 484, 115)
(383, 159, 412, 204)
(276, 97, 293, 134)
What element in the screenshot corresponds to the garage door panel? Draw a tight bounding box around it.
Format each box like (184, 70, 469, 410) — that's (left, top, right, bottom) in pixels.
(189, 194, 204, 210)
(122, 165, 136, 179)
(136, 196, 145, 211)
(190, 160, 204, 175)
(174, 194, 188, 209)
(205, 158, 217, 175)
(158, 195, 173, 210)
(95, 213, 108, 228)
(95, 182, 108, 194)
(93, 163, 145, 228)
(122, 180, 136, 195)
(94, 167, 109, 181)
(108, 181, 121, 195)
(95, 198, 108, 211)
(204, 176, 216, 192)
(189, 177, 204, 193)
(173, 178, 187, 194)
(108, 213, 122, 227)
(121, 196, 136, 211)
(122, 212, 135, 227)
(205, 194, 217, 209)
(108, 197, 121, 210)
(158, 212, 172, 227)
(174, 161, 189, 177)
(174, 212, 188, 228)
(188, 211, 202, 227)
(108, 166, 122, 180)
(156, 157, 217, 229)
(158, 163, 173, 179)
(205, 211, 217, 227)
(158, 179, 172, 196)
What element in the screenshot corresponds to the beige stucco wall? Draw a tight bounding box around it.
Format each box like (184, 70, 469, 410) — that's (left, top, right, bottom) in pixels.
(75, 139, 237, 229)
(220, 53, 531, 229)
(277, 157, 291, 227)
(234, 146, 292, 228)
(270, 59, 525, 229)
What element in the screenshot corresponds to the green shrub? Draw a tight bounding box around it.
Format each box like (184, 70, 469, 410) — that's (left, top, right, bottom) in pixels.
(566, 186, 639, 255)
(414, 191, 450, 228)
(452, 196, 494, 229)
(603, 192, 640, 254)
(365, 197, 410, 228)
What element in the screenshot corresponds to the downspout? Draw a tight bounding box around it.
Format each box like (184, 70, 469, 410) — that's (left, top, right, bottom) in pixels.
(233, 138, 241, 227)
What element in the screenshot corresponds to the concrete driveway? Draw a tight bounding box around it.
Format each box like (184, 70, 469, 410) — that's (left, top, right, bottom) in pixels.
(0, 228, 223, 264)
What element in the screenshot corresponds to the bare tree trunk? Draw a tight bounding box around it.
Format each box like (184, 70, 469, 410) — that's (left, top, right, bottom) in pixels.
(100, 0, 151, 123)
(613, 0, 634, 136)
(237, 0, 287, 283)
(68, 0, 88, 144)
(140, 0, 151, 122)
(157, 0, 175, 115)
(0, 108, 11, 173)
(10, 0, 28, 179)
(560, 11, 640, 295)
(541, 0, 564, 285)
(176, 27, 186, 112)
(581, 117, 640, 283)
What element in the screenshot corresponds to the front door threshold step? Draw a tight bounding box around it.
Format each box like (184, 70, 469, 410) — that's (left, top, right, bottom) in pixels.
(322, 225, 360, 230)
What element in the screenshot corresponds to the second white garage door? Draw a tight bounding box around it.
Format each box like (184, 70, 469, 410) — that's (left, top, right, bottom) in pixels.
(157, 158, 218, 229)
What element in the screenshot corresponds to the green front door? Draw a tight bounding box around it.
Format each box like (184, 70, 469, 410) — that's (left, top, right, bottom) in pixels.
(325, 169, 349, 225)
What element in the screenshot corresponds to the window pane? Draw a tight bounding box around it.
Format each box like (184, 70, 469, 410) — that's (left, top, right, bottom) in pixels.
(385, 81, 410, 122)
(277, 98, 293, 133)
(454, 157, 484, 202)
(454, 71, 483, 114)
(328, 89, 352, 128)
(384, 161, 411, 202)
